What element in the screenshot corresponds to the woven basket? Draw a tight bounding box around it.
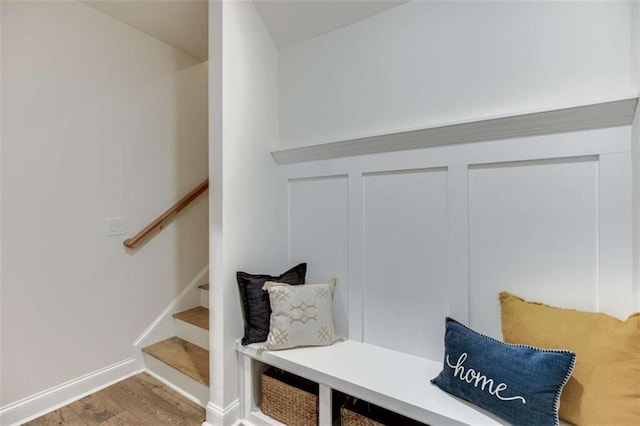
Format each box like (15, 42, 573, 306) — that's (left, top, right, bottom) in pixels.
(341, 399, 427, 426)
(261, 368, 318, 426)
(341, 406, 384, 426)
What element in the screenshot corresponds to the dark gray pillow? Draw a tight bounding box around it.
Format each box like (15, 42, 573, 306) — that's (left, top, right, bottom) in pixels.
(237, 263, 306, 345)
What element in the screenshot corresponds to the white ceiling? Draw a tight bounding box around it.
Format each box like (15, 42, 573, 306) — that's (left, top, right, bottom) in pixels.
(254, 0, 409, 49)
(82, 0, 408, 60)
(82, 0, 208, 61)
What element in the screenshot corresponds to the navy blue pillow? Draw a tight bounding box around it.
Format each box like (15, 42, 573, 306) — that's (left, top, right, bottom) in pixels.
(432, 318, 576, 426)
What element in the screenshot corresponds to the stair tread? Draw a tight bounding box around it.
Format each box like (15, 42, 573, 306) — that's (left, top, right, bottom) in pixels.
(142, 337, 209, 386)
(198, 283, 209, 291)
(173, 306, 209, 330)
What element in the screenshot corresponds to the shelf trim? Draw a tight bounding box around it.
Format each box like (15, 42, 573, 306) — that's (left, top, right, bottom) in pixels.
(272, 96, 639, 165)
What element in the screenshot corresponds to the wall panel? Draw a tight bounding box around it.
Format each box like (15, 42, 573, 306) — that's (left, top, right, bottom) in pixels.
(362, 169, 448, 359)
(289, 176, 349, 337)
(468, 157, 599, 338)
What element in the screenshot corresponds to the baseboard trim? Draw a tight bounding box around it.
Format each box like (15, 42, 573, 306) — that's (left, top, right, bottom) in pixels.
(143, 367, 206, 407)
(0, 358, 138, 426)
(205, 400, 240, 426)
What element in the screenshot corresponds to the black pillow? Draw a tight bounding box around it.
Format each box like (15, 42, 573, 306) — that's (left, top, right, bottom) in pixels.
(237, 263, 307, 345)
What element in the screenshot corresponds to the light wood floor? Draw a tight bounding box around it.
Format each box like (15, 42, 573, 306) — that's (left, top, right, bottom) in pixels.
(24, 373, 205, 425)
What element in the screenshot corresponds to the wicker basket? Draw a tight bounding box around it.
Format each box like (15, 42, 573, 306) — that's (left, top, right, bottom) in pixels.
(341, 406, 384, 426)
(261, 368, 319, 426)
(341, 399, 427, 426)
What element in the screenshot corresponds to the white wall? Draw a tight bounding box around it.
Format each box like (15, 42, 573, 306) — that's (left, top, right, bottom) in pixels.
(632, 0, 640, 307)
(279, 1, 633, 148)
(632, 0, 640, 91)
(632, 106, 639, 308)
(208, 0, 284, 423)
(0, 0, 3, 407)
(1, 0, 208, 408)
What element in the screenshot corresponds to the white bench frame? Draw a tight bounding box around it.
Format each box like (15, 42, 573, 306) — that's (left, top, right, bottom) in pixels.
(236, 340, 507, 426)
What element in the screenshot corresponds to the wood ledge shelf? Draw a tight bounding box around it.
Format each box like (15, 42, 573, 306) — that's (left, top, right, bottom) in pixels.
(271, 96, 639, 165)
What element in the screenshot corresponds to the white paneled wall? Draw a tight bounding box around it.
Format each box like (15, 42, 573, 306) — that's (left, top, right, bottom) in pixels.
(468, 157, 599, 337)
(280, 126, 635, 360)
(362, 169, 448, 360)
(288, 176, 349, 337)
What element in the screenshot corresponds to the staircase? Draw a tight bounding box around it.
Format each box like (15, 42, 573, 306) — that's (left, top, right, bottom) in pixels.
(141, 283, 210, 406)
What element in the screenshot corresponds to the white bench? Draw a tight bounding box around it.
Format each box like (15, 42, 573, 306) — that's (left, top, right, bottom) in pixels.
(236, 340, 508, 426)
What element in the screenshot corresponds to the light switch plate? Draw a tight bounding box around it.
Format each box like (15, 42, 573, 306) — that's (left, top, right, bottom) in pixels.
(106, 218, 126, 236)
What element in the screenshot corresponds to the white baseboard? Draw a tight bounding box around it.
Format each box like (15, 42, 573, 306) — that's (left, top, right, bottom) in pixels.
(0, 358, 138, 426)
(205, 400, 240, 426)
(242, 410, 284, 426)
(133, 264, 209, 367)
(142, 366, 208, 408)
(202, 421, 242, 426)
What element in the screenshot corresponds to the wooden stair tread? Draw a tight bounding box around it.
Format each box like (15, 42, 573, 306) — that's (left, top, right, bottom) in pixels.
(173, 306, 209, 330)
(198, 283, 209, 290)
(142, 337, 209, 386)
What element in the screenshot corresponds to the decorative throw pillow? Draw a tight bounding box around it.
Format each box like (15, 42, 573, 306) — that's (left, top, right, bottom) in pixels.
(500, 292, 640, 426)
(432, 317, 575, 426)
(237, 263, 306, 345)
(263, 278, 340, 350)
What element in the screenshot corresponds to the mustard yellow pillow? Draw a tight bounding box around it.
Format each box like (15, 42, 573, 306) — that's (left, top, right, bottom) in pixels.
(499, 292, 640, 426)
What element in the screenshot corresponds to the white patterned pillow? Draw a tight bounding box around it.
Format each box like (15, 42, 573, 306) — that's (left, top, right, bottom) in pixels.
(262, 278, 339, 350)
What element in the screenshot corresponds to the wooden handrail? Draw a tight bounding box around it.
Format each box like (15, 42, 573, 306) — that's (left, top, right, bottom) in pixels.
(124, 179, 209, 249)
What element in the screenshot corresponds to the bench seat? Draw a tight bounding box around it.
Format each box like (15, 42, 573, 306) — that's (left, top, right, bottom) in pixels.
(236, 340, 508, 425)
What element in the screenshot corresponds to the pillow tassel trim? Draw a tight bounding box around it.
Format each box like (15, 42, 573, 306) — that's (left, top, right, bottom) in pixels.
(552, 350, 576, 426)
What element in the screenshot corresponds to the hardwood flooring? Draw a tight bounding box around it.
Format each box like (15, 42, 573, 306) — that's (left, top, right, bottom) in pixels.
(24, 373, 205, 426)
